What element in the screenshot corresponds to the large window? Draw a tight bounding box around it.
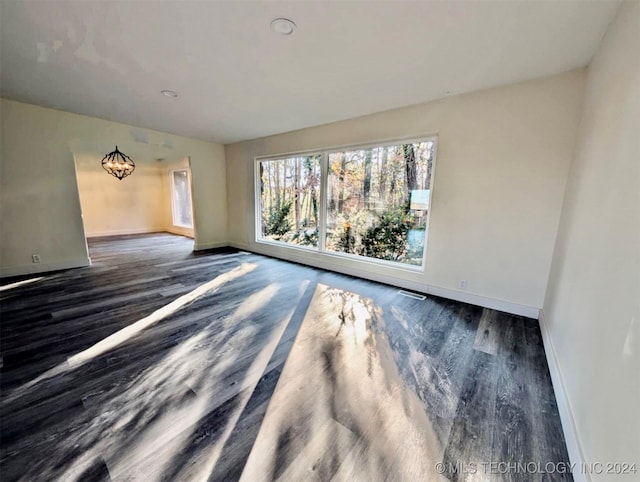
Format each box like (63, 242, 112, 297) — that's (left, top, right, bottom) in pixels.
(171, 169, 193, 228)
(326, 141, 435, 266)
(256, 138, 436, 268)
(258, 154, 321, 247)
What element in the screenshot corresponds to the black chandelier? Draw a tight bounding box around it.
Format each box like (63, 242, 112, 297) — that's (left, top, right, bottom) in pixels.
(101, 146, 135, 180)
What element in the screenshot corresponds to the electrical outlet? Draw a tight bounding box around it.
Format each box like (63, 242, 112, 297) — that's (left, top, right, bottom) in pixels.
(32, 254, 41, 263)
(459, 279, 467, 289)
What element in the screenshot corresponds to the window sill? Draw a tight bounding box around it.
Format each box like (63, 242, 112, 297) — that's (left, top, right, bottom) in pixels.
(255, 238, 425, 273)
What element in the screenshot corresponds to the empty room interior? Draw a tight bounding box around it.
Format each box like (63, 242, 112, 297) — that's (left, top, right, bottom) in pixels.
(0, 1, 638, 481)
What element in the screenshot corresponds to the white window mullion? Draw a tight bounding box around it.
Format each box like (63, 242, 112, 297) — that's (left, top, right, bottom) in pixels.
(318, 151, 328, 253)
(254, 159, 262, 242)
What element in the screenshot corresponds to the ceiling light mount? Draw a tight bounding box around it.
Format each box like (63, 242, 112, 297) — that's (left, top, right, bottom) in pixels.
(270, 18, 296, 36)
(101, 146, 135, 180)
(161, 89, 178, 98)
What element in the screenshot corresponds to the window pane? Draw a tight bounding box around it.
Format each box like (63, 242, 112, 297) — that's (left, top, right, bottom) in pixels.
(325, 141, 435, 266)
(259, 155, 321, 247)
(172, 170, 193, 228)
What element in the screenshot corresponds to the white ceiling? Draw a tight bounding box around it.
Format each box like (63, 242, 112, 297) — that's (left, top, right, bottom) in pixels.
(0, 0, 620, 144)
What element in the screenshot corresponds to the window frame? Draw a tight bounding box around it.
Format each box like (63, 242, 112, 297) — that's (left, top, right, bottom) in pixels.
(254, 151, 323, 252)
(254, 135, 438, 272)
(170, 168, 194, 229)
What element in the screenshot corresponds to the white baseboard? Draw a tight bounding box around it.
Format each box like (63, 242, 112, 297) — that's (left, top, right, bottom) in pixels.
(86, 227, 166, 237)
(0, 258, 91, 278)
(228, 241, 539, 318)
(539, 310, 589, 482)
(426, 285, 539, 318)
(194, 241, 230, 251)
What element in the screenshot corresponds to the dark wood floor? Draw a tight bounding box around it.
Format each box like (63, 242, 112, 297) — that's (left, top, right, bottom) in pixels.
(0, 233, 571, 481)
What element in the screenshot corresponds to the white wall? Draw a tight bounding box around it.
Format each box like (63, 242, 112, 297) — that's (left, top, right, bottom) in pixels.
(225, 69, 586, 316)
(75, 154, 169, 237)
(542, 2, 639, 479)
(0, 99, 227, 277)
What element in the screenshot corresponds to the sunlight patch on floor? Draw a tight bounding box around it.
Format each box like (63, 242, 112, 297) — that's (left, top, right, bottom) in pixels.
(240, 283, 443, 482)
(0, 276, 44, 292)
(193, 280, 310, 481)
(68, 262, 258, 367)
(52, 280, 308, 482)
(2, 263, 257, 405)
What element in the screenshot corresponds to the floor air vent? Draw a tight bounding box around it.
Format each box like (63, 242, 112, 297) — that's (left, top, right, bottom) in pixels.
(397, 290, 426, 301)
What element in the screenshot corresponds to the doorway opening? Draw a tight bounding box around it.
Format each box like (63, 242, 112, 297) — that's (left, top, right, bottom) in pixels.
(73, 152, 196, 261)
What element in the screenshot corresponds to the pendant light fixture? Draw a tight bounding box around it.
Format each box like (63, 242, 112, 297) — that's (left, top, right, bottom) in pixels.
(101, 146, 135, 180)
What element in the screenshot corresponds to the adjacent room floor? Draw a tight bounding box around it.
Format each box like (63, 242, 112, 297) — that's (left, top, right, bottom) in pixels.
(0, 233, 571, 481)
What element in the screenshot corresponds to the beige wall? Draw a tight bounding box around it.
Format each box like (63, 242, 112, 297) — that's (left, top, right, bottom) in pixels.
(75, 154, 169, 237)
(225, 69, 586, 314)
(543, 1, 640, 478)
(0, 99, 227, 277)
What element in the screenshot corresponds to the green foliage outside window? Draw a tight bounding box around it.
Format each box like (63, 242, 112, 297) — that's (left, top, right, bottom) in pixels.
(259, 142, 434, 265)
(361, 209, 414, 261)
(264, 202, 292, 237)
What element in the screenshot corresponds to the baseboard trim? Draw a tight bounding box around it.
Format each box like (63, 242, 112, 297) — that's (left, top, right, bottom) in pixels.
(229, 241, 539, 318)
(426, 285, 539, 318)
(0, 258, 91, 278)
(85, 228, 167, 237)
(194, 241, 230, 251)
(539, 310, 589, 482)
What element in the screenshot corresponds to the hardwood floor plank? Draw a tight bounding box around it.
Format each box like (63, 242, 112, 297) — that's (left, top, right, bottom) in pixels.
(473, 308, 500, 356)
(0, 233, 571, 482)
(490, 315, 536, 482)
(442, 350, 499, 481)
(521, 319, 572, 481)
